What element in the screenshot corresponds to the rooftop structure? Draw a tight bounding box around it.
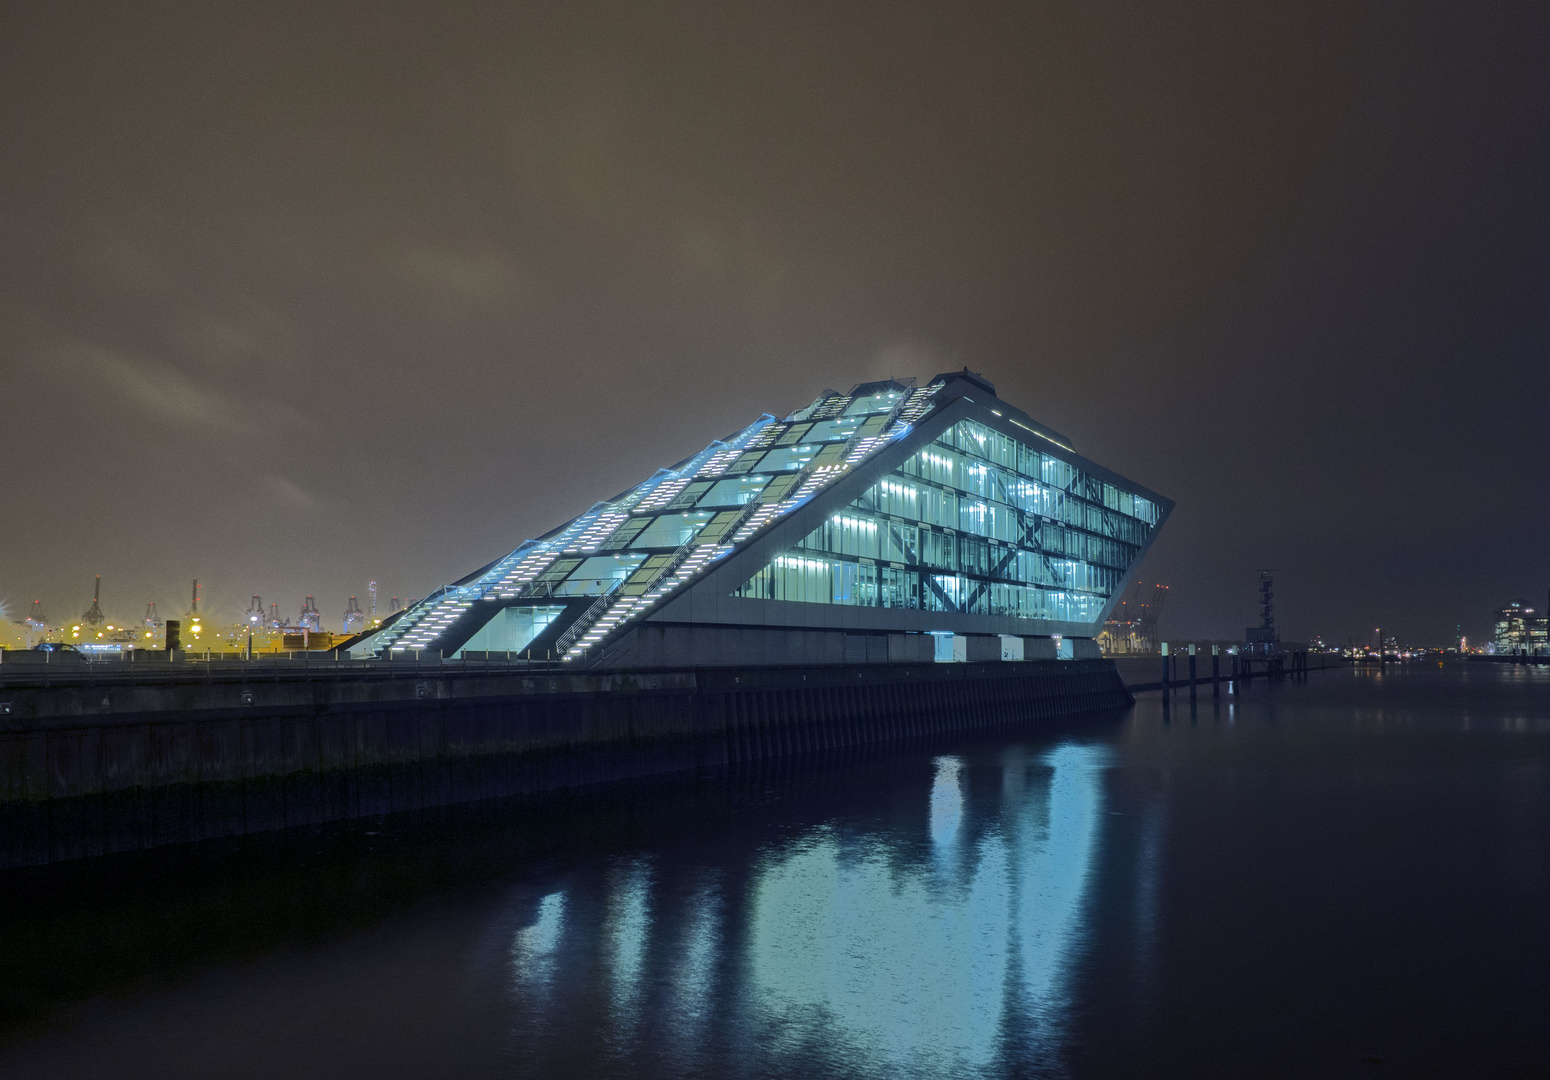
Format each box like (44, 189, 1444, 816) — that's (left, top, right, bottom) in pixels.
(348, 371, 1172, 667)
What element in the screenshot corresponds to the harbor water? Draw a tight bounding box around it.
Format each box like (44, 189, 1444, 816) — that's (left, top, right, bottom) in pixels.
(1, 662, 1547, 1078)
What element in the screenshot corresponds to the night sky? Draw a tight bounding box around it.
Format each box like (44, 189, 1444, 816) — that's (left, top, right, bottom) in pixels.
(3, 1, 1548, 645)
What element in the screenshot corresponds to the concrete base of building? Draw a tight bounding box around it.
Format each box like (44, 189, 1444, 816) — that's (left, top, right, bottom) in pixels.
(592, 623, 1103, 668)
(0, 658, 1130, 869)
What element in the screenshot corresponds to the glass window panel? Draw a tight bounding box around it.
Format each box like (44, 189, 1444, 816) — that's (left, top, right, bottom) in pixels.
(812, 443, 846, 467)
(805, 417, 864, 442)
(554, 554, 646, 596)
(725, 451, 764, 475)
(620, 554, 674, 595)
(698, 476, 769, 507)
(959, 536, 989, 576)
(696, 510, 745, 544)
(881, 521, 917, 563)
(831, 561, 878, 606)
(955, 420, 990, 459)
(843, 389, 905, 416)
(666, 481, 712, 510)
(920, 529, 956, 570)
(536, 558, 581, 584)
(629, 513, 713, 549)
(455, 605, 566, 655)
(874, 477, 919, 518)
(755, 444, 821, 472)
(1018, 444, 1040, 479)
(759, 474, 800, 503)
(1041, 456, 1075, 490)
(913, 445, 959, 488)
(923, 573, 968, 613)
(880, 566, 919, 608)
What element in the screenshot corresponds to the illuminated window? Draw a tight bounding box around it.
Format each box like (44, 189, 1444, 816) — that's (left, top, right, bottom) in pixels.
(735, 421, 1158, 621)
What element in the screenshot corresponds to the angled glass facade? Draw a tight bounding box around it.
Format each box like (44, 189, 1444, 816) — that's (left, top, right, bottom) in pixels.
(365, 382, 940, 657)
(352, 371, 1169, 664)
(734, 419, 1161, 623)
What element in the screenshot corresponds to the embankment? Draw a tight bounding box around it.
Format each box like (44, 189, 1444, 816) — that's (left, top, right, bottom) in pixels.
(0, 658, 1129, 867)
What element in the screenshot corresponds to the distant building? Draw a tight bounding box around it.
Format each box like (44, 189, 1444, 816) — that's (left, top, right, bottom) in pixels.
(348, 372, 1173, 666)
(1491, 600, 1548, 656)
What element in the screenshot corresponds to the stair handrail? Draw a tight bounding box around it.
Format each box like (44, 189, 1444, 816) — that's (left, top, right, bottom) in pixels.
(552, 579, 622, 655)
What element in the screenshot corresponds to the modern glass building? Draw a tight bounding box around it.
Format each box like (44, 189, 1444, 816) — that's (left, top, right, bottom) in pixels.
(348, 370, 1171, 667)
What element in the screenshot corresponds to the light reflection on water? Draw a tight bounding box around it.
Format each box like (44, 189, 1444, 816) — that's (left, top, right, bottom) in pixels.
(663, 875, 720, 1070)
(1013, 745, 1106, 1021)
(602, 859, 652, 1030)
(502, 741, 1109, 1077)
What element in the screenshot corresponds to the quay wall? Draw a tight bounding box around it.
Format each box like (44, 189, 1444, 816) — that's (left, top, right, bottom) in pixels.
(0, 659, 1129, 868)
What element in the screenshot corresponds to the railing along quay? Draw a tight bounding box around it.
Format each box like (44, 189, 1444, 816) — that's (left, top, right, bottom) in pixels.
(1117, 649, 1344, 695)
(0, 654, 568, 692)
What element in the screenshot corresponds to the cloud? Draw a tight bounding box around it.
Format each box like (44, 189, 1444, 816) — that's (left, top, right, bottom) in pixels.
(176, 303, 305, 370)
(387, 242, 536, 313)
(263, 475, 319, 509)
(63, 342, 307, 434)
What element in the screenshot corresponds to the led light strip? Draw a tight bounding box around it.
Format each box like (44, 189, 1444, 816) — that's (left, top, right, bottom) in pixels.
(571, 510, 632, 550)
(635, 479, 690, 511)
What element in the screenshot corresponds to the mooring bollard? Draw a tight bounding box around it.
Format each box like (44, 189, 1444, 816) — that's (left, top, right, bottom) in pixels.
(1212, 644, 1220, 697)
(1161, 642, 1170, 692)
(1188, 643, 1197, 700)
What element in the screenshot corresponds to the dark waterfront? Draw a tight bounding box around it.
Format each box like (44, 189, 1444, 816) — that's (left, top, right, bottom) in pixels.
(1, 663, 1548, 1078)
